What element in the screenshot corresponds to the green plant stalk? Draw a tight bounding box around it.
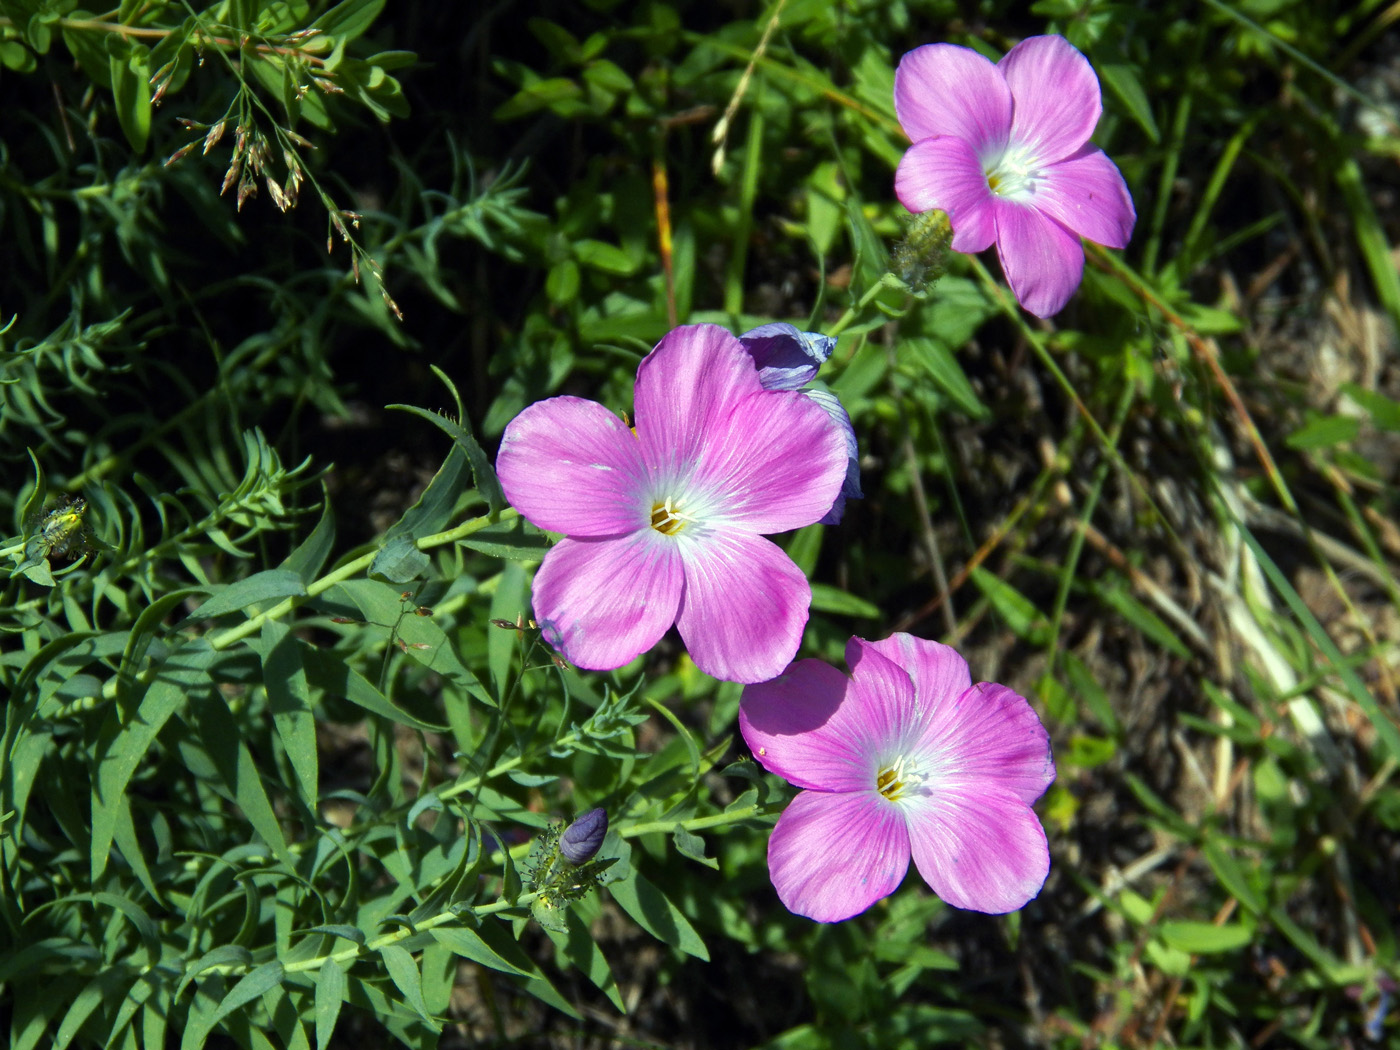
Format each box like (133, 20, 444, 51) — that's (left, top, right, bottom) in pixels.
(825, 272, 907, 341)
(200, 800, 778, 980)
(1046, 380, 1135, 669)
(0, 15, 332, 65)
(1143, 58, 1195, 276)
(723, 105, 764, 316)
(1179, 114, 1261, 273)
(209, 509, 516, 651)
(966, 254, 1178, 548)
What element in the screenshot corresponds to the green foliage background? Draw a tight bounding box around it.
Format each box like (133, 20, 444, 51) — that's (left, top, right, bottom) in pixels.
(3, 0, 1400, 1047)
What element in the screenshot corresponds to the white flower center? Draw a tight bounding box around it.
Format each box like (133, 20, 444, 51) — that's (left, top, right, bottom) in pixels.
(981, 140, 1042, 202)
(876, 754, 928, 803)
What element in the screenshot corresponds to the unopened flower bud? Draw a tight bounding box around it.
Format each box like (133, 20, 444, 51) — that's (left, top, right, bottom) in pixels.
(559, 808, 607, 864)
(891, 209, 952, 289)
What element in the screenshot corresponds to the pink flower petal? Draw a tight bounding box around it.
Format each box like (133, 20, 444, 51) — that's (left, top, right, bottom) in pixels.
(914, 682, 1056, 806)
(740, 659, 876, 793)
(999, 35, 1101, 165)
(497, 396, 649, 537)
(894, 43, 1011, 149)
(861, 634, 971, 712)
(675, 530, 810, 684)
(992, 199, 1085, 318)
(686, 388, 847, 533)
(894, 137, 997, 253)
(768, 789, 910, 922)
(1033, 146, 1135, 249)
(905, 785, 1050, 913)
(531, 532, 683, 671)
(633, 324, 765, 478)
(842, 637, 927, 751)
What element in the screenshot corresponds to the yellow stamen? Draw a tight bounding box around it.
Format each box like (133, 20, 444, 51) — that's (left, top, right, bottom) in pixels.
(650, 498, 687, 535)
(876, 757, 924, 802)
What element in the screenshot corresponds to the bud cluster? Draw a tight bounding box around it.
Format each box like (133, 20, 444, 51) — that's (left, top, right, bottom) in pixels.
(525, 808, 614, 930)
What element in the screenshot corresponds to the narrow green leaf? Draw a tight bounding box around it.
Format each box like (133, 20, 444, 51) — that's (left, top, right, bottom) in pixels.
(607, 870, 709, 961)
(488, 562, 528, 697)
(845, 196, 888, 296)
(382, 445, 468, 546)
(1340, 383, 1400, 433)
(429, 927, 531, 977)
(389, 367, 505, 513)
(671, 825, 718, 870)
(92, 640, 215, 880)
(311, 0, 385, 40)
(117, 588, 210, 702)
(501, 841, 522, 904)
(902, 336, 990, 419)
(457, 518, 551, 562)
(109, 41, 151, 151)
(377, 945, 437, 1026)
(0, 939, 99, 985)
(330, 578, 494, 707)
(572, 238, 637, 275)
(969, 567, 1050, 645)
(1202, 842, 1265, 916)
(1235, 516, 1400, 765)
(53, 968, 127, 1050)
(646, 698, 699, 776)
(178, 946, 254, 999)
(101, 968, 159, 1050)
(1092, 582, 1192, 660)
(256, 621, 319, 809)
(188, 694, 294, 868)
(301, 644, 447, 731)
(189, 570, 307, 621)
(315, 957, 346, 1050)
(305, 925, 366, 946)
(544, 914, 625, 1012)
(1284, 414, 1360, 451)
(468, 923, 581, 1019)
(493, 76, 582, 120)
(808, 583, 881, 619)
(279, 495, 337, 582)
(369, 534, 430, 584)
(210, 962, 284, 1028)
(1097, 61, 1160, 143)
(1334, 152, 1400, 335)
(112, 794, 162, 905)
(1159, 920, 1253, 954)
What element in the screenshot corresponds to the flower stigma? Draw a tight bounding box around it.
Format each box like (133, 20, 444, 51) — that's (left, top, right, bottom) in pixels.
(876, 755, 927, 803)
(649, 497, 692, 536)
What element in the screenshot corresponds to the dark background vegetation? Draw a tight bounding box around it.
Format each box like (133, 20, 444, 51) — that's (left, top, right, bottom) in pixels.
(4, 1, 1400, 1047)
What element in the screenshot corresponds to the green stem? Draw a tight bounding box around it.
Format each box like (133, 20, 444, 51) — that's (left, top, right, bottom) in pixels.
(824, 273, 905, 341)
(621, 802, 772, 840)
(208, 508, 516, 651)
(437, 727, 581, 805)
(0, 16, 331, 65)
(204, 802, 778, 979)
(201, 889, 543, 979)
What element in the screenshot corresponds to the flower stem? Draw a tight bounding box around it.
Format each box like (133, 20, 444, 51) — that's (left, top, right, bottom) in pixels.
(200, 888, 543, 979)
(621, 801, 776, 839)
(208, 508, 516, 651)
(825, 272, 908, 341)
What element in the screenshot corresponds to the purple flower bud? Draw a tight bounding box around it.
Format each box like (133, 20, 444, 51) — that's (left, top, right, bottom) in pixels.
(560, 808, 608, 864)
(738, 323, 834, 391)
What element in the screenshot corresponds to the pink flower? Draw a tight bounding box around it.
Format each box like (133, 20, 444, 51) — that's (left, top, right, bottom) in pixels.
(740, 633, 1055, 921)
(496, 323, 848, 684)
(894, 35, 1135, 318)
